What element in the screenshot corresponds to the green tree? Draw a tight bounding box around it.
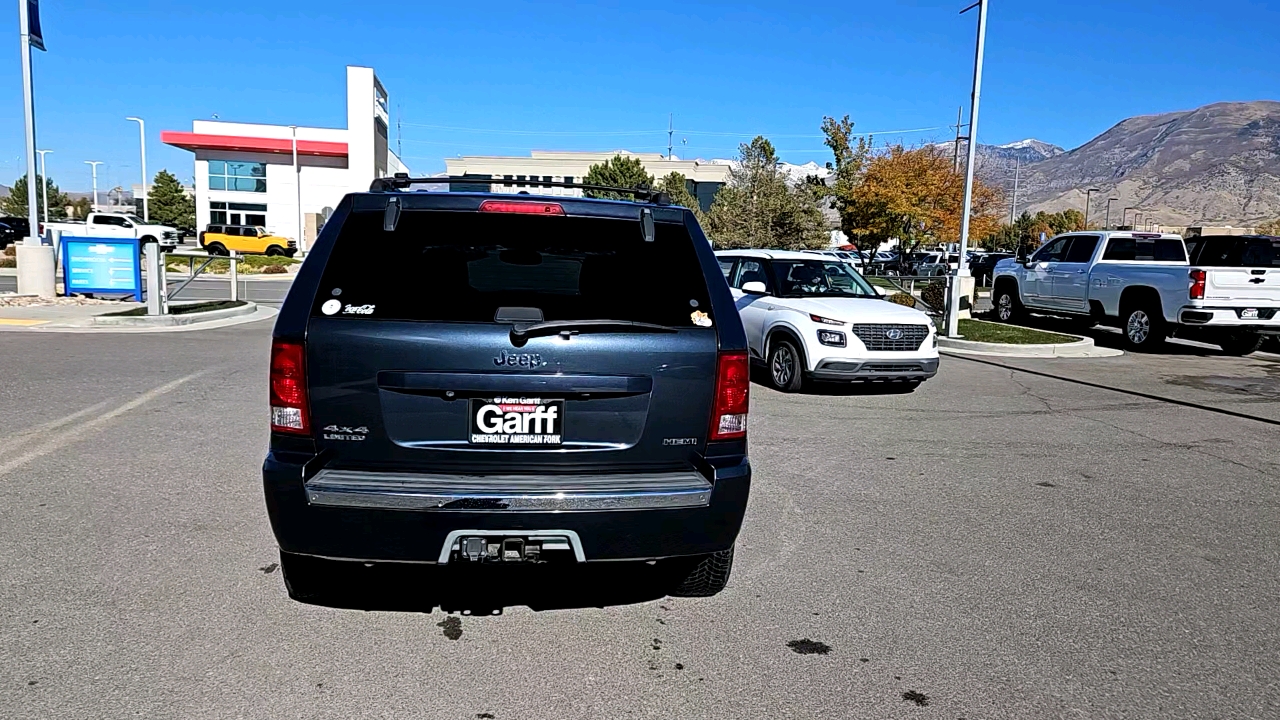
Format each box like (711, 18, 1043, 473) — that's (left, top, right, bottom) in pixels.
(147, 170, 195, 232)
(820, 114, 872, 237)
(655, 171, 704, 217)
(2, 174, 71, 219)
(582, 154, 654, 200)
(704, 136, 828, 250)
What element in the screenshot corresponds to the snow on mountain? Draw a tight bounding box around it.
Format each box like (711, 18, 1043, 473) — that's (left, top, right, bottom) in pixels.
(706, 158, 831, 185)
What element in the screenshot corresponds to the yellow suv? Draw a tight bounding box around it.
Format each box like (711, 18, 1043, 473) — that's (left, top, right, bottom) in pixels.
(200, 224, 297, 257)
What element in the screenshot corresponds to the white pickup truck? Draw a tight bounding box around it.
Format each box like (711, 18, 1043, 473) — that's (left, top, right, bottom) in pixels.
(45, 212, 181, 253)
(992, 231, 1278, 354)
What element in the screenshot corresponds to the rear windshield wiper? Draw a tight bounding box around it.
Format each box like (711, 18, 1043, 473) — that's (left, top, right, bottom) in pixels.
(509, 319, 677, 347)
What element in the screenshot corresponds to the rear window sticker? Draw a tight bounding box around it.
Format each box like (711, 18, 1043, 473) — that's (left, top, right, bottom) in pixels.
(691, 310, 712, 327)
(321, 299, 341, 315)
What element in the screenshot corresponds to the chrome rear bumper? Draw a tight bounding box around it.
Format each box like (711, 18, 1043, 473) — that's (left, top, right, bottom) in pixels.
(304, 469, 713, 511)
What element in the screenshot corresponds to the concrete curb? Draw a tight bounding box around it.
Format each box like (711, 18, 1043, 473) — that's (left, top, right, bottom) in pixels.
(88, 301, 259, 327)
(24, 304, 278, 333)
(939, 335, 1125, 358)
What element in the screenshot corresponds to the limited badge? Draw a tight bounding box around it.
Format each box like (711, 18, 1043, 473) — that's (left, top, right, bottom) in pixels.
(691, 310, 712, 327)
(321, 299, 341, 315)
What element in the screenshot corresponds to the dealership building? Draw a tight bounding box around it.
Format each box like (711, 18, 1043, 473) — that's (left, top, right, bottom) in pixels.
(443, 151, 730, 210)
(162, 66, 408, 249)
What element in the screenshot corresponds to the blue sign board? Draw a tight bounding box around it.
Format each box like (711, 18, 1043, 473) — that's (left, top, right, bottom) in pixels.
(61, 236, 142, 299)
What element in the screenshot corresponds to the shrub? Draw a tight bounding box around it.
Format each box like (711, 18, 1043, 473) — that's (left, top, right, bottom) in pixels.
(921, 280, 946, 310)
(3, 244, 15, 256)
(0, 256, 15, 268)
(260, 264, 288, 274)
(887, 292, 915, 307)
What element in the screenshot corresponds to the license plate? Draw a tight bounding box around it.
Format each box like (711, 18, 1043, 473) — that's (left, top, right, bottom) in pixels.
(1242, 308, 1260, 319)
(469, 397, 563, 446)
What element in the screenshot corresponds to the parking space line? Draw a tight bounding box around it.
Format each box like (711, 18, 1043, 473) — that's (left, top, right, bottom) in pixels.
(0, 369, 213, 477)
(0, 399, 114, 456)
(950, 354, 1280, 427)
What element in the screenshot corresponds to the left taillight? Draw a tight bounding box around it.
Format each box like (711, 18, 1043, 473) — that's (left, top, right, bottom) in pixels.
(709, 351, 750, 441)
(270, 339, 310, 435)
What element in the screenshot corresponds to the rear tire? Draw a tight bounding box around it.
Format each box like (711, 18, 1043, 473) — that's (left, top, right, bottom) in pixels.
(767, 339, 804, 392)
(669, 546, 734, 597)
(1121, 304, 1165, 351)
(205, 242, 228, 257)
(1219, 331, 1263, 356)
(994, 285, 1024, 323)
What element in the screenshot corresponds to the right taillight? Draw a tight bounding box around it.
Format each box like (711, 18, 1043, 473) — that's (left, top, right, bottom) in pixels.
(710, 351, 749, 441)
(270, 339, 310, 435)
(1189, 269, 1206, 300)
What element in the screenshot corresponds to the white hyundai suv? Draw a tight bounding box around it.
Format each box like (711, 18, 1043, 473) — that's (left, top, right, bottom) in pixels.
(716, 250, 939, 392)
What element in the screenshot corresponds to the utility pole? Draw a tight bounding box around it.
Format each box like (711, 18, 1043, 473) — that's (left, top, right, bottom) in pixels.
(85, 161, 102, 211)
(951, 106, 967, 173)
(36, 148, 52, 222)
(948, 0, 988, 338)
(1105, 197, 1118, 230)
(668, 113, 674, 160)
(396, 104, 402, 158)
(1007, 158, 1020, 249)
(125, 116, 148, 220)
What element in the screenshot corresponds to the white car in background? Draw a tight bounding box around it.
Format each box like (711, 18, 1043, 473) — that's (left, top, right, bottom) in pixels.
(716, 249, 939, 392)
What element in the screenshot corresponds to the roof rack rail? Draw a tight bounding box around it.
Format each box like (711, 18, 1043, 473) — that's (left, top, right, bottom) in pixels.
(368, 173, 671, 205)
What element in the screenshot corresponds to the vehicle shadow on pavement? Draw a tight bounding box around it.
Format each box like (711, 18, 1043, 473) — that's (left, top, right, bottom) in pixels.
(289, 561, 675, 615)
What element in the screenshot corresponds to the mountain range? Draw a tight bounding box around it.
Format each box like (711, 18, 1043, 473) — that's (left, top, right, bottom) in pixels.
(976, 101, 1280, 227)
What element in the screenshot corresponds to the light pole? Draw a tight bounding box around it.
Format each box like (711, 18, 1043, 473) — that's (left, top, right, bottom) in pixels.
(1122, 206, 1135, 229)
(36, 148, 52, 222)
(125, 116, 148, 220)
(290, 125, 304, 253)
(84, 161, 103, 211)
(1083, 188, 1100, 230)
(1105, 197, 1118, 230)
(949, 0, 988, 338)
(1135, 211, 1143, 230)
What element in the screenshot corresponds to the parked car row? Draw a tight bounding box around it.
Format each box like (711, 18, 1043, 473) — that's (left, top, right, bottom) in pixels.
(992, 231, 1279, 354)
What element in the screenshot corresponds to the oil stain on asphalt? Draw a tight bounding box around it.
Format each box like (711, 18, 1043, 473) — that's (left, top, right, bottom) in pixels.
(902, 690, 930, 706)
(258, 562, 278, 574)
(437, 616, 463, 640)
(786, 639, 831, 655)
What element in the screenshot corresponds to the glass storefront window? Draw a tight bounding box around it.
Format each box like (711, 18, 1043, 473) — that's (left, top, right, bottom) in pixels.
(207, 161, 267, 193)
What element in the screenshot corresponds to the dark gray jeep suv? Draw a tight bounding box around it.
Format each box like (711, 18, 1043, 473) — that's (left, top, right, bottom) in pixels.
(263, 180, 752, 599)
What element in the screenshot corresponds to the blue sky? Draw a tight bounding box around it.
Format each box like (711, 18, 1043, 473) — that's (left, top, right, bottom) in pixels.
(3, 0, 1277, 191)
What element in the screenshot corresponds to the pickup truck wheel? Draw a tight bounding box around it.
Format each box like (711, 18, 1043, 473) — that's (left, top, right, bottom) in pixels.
(767, 339, 804, 392)
(1122, 306, 1165, 350)
(1218, 331, 1263, 356)
(994, 288, 1023, 322)
(669, 546, 734, 597)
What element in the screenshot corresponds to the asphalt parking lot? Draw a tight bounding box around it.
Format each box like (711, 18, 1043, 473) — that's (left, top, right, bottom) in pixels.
(2, 318, 1278, 719)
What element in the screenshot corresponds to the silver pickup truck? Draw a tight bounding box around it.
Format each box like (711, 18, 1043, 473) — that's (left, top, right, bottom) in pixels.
(991, 231, 1277, 354)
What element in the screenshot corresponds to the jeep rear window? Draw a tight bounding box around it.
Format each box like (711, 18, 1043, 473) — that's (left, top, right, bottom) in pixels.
(1190, 236, 1280, 268)
(313, 210, 714, 326)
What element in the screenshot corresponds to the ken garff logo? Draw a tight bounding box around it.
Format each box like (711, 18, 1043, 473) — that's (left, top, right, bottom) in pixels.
(885, 328, 904, 340)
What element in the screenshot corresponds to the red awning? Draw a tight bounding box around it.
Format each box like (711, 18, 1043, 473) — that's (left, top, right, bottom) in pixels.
(161, 131, 348, 158)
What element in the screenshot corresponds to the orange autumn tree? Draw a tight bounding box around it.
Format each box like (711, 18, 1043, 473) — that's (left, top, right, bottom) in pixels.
(842, 143, 1003, 252)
